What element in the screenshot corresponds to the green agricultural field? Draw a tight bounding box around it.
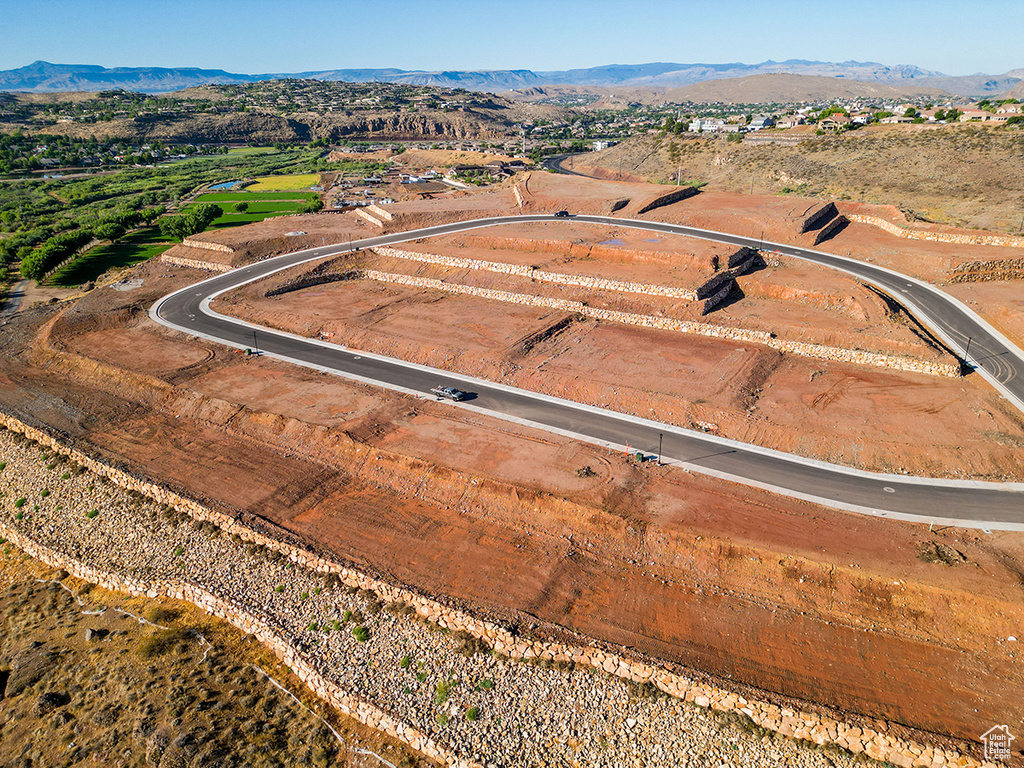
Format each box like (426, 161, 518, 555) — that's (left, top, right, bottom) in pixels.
(48, 227, 173, 287)
(209, 211, 294, 228)
(196, 191, 318, 203)
(247, 173, 320, 191)
(229, 201, 309, 213)
(226, 146, 278, 156)
(178, 203, 300, 229)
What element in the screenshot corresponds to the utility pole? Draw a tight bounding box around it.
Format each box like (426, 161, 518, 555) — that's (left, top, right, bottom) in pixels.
(253, 330, 259, 356)
(676, 165, 681, 186)
(963, 336, 972, 370)
(658, 433, 664, 465)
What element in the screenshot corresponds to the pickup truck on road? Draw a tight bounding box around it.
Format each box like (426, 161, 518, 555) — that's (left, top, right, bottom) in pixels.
(431, 385, 467, 401)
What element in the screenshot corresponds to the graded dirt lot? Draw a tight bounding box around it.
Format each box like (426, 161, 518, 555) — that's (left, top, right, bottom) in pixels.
(4, 177, 1024, 760)
(215, 220, 1024, 481)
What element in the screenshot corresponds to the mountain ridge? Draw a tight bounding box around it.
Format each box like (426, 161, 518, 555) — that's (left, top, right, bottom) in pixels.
(0, 59, 1020, 97)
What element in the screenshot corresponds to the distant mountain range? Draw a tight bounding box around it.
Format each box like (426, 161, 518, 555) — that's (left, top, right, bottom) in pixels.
(1, 59, 1021, 98)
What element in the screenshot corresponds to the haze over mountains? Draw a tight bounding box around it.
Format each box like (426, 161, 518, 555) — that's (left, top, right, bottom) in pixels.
(1, 59, 1022, 97)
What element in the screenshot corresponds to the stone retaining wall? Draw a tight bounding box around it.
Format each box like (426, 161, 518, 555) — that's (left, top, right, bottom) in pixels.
(801, 202, 839, 234)
(181, 237, 234, 254)
(360, 269, 959, 377)
(161, 254, 233, 273)
(848, 214, 1024, 249)
(356, 209, 384, 228)
(949, 256, 1024, 283)
(367, 204, 394, 222)
(0, 411, 993, 768)
(814, 215, 850, 245)
(0, 521, 476, 768)
(635, 185, 699, 214)
(373, 246, 699, 300)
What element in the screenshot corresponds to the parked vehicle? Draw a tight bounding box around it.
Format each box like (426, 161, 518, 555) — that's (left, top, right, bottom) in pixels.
(431, 385, 466, 401)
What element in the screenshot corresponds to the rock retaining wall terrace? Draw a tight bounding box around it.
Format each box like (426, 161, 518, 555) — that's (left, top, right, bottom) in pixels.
(801, 202, 839, 234)
(0, 522, 475, 768)
(360, 269, 959, 377)
(372, 246, 699, 300)
(635, 185, 699, 214)
(356, 209, 384, 228)
(949, 257, 1024, 283)
(0, 412, 994, 768)
(848, 214, 1024, 249)
(814, 215, 850, 245)
(181, 237, 234, 254)
(160, 254, 233, 273)
(367, 204, 394, 222)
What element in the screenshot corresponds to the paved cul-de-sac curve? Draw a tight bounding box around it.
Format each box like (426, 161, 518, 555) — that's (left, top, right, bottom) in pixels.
(151, 214, 1024, 530)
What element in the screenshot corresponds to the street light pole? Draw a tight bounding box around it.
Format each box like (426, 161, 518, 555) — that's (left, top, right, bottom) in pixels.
(253, 330, 259, 356)
(658, 433, 663, 465)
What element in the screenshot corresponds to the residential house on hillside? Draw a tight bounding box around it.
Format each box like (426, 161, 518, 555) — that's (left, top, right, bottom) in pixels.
(776, 115, 805, 129)
(958, 109, 988, 122)
(996, 103, 1022, 114)
(688, 118, 726, 132)
(748, 114, 776, 130)
(818, 114, 851, 133)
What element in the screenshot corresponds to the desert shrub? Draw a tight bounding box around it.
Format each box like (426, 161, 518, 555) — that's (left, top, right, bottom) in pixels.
(434, 680, 451, 704)
(85, 508, 99, 519)
(454, 630, 491, 657)
(14, 497, 27, 508)
(400, 655, 412, 669)
(466, 706, 480, 721)
(139, 627, 192, 658)
(352, 625, 370, 642)
(146, 606, 179, 623)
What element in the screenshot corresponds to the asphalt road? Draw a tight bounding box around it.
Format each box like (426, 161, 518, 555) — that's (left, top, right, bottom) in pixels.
(151, 214, 1024, 529)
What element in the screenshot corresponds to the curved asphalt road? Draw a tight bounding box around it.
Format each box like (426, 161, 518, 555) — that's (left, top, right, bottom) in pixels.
(151, 214, 1024, 530)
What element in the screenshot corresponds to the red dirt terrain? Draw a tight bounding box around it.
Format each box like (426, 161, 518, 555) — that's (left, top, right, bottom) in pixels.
(216, 223, 1024, 481)
(4, 178, 1024, 763)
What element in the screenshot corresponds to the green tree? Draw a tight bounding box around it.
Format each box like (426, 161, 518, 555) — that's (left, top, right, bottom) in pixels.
(233, 201, 249, 213)
(93, 221, 125, 241)
(159, 203, 223, 241)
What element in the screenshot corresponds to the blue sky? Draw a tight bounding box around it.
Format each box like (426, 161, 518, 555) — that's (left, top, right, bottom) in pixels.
(1, 0, 1020, 75)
